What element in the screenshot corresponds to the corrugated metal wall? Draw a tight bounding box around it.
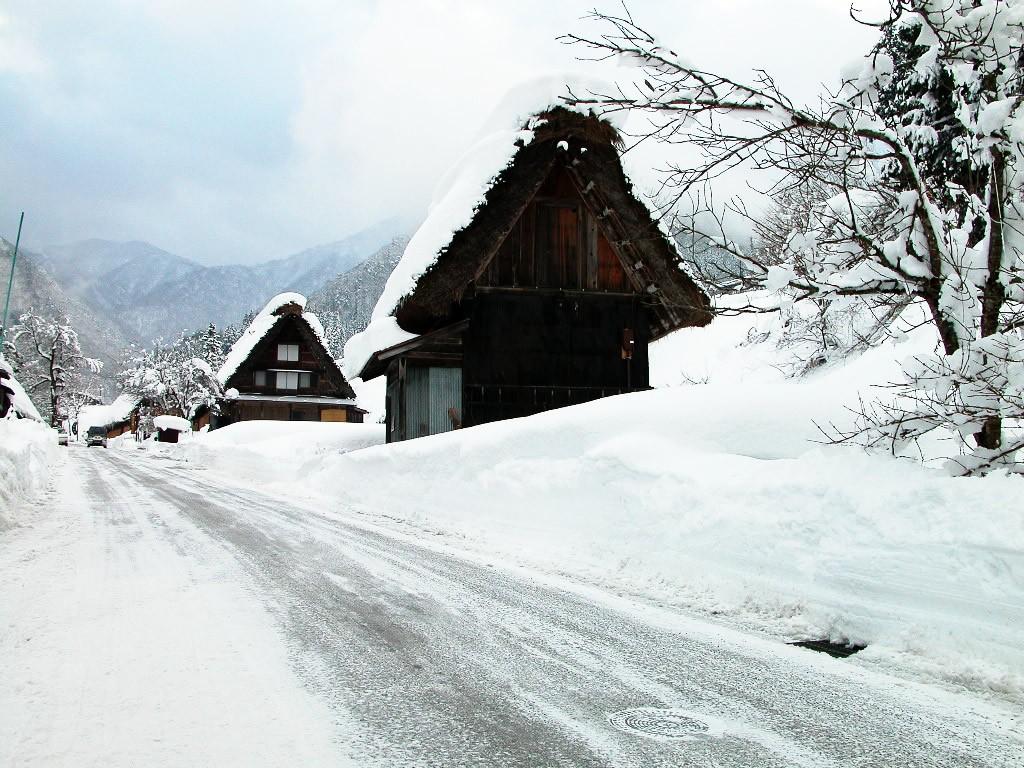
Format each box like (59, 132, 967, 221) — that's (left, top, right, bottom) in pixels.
(403, 365, 462, 440)
(406, 366, 431, 439)
(428, 367, 462, 435)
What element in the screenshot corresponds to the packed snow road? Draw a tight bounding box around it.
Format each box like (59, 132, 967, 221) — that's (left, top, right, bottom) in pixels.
(2, 447, 1020, 767)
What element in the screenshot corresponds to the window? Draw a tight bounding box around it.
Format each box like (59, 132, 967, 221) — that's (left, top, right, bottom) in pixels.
(254, 370, 266, 387)
(274, 371, 312, 390)
(277, 344, 299, 362)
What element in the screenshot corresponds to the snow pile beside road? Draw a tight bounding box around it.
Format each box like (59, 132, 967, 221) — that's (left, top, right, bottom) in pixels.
(320, 315, 1023, 699)
(0, 419, 57, 527)
(181, 421, 384, 485)
(189, 307, 1024, 699)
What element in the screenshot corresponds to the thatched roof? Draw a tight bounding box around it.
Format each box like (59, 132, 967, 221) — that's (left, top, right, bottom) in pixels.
(395, 108, 711, 336)
(346, 107, 712, 381)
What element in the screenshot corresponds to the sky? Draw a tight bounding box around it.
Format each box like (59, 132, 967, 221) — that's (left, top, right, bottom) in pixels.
(0, 0, 888, 266)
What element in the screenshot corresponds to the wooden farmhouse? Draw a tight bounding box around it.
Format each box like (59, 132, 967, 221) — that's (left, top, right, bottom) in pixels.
(212, 293, 365, 427)
(349, 107, 711, 443)
(78, 393, 145, 439)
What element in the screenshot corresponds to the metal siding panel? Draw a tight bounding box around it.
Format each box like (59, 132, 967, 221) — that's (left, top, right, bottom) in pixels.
(428, 367, 462, 434)
(405, 366, 430, 439)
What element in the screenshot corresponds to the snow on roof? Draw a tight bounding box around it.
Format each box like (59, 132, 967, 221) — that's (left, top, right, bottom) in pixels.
(153, 414, 191, 432)
(78, 393, 141, 432)
(217, 292, 329, 386)
(341, 75, 625, 380)
(0, 353, 43, 421)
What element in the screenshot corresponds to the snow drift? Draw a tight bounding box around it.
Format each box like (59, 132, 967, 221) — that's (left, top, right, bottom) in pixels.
(191, 304, 1024, 701)
(0, 419, 57, 528)
(180, 421, 384, 487)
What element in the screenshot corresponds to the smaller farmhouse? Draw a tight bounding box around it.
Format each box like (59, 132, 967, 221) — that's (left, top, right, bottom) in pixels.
(78, 393, 145, 439)
(212, 293, 365, 426)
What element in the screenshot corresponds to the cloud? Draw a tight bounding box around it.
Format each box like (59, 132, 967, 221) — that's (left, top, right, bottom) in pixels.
(0, 0, 889, 265)
(0, 11, 48, 76)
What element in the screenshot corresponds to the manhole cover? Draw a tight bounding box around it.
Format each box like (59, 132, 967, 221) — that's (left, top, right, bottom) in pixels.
(608, 707, 711, 740)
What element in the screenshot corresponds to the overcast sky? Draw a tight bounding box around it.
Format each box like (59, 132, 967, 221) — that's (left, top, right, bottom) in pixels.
(0, 0, 887, 265)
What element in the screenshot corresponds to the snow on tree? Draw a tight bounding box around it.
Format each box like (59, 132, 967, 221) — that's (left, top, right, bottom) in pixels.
(2, 309, 102, 427)
(564, 0, 1024, 473)
(118, 326, 226, 422)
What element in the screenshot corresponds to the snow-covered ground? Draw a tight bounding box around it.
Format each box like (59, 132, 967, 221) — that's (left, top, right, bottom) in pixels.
(0, 448, 347, 767)
(159, 306, 1024, 705)
(8, 447, 1020, 766)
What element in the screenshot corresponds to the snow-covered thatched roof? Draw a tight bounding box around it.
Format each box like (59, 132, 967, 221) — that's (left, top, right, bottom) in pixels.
(218, 292, 326, 386)
(153, 414, 191, 432)
(78, 393, 140, 432)
(343, 79, 710, 381)
(0, 354, 43, 421)
(217, 291, 354, 398)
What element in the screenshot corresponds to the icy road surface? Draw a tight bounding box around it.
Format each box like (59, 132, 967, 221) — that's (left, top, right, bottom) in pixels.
(1, 447, 1020, 767)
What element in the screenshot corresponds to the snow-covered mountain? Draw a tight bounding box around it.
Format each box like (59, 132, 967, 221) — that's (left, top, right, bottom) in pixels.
(37, 220, 405, 343)
(2, 240, 136, 391)
(307, 235, 409, 357)
(39, 239, 201, 311)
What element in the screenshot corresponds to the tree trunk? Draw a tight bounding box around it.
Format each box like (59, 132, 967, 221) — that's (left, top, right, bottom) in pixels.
(976, 415, 1002, 450)
(923, 287, 960, 356)
(48, 345, 59, 428)
(973, 150, 1007, 452)
(924, 286, 1003, 451)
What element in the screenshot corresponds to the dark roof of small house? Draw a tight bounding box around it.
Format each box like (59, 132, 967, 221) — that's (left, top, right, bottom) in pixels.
(391, 108, 712, 338)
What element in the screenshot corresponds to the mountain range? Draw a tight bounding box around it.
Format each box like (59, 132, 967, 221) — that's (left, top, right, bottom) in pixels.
(308, 235, 408, 358)
(2, 220, 408, 391)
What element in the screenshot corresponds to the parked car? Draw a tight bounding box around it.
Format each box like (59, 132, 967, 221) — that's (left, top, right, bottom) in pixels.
(86, 426, 108, 448)
(57, 431, 69, 446)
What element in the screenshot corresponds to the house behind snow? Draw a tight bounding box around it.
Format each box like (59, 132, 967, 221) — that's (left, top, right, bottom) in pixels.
(210, 293, 365, 427)
(347, 107, 711, 443)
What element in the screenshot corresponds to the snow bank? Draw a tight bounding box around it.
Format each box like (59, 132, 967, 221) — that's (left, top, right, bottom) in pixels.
(197, 295, 1024, 699)
(247, 306, 1024, 700)
(179, 421, 385, 487)
(0, 419, 57, 528)
(304, 390, 1021, 699)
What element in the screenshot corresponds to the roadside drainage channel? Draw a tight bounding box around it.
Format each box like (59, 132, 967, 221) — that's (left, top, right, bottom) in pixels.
(788, 639, 867, 658)
(608, 707, 718, 741)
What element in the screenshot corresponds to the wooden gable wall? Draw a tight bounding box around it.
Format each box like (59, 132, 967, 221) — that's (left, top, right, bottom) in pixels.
(477, 166, 633, 294)
(230, 315, 350, 398)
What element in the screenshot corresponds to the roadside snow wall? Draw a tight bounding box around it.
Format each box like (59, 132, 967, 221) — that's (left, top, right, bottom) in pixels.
(191, 306, 1024, 701)
(0, 419, 56, 528)
(298, 384, 1023, 700)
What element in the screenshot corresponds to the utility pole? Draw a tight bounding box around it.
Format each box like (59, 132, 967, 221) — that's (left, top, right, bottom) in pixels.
(0, 212, 24, 347)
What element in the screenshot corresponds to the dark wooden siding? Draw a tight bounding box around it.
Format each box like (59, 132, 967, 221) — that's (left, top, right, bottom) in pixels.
(462, 290, 649, 427)
(233, 316, 339, 397)
(479, 168, 631, 293)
